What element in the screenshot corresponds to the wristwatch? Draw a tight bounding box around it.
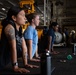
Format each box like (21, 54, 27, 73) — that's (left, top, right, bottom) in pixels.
(12, 62, 18, 66)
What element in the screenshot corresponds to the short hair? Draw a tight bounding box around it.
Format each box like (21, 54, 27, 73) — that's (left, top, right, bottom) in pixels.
(49, 22, 58, 28)
(51, 22, 58, 26)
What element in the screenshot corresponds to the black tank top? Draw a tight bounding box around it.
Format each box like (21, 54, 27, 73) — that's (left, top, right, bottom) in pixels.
(0, 20, 23, 70)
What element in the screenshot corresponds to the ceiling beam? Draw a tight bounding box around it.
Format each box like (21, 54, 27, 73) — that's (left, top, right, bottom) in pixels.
(6, 0, 16, 6)
(0, 12, 6, 16)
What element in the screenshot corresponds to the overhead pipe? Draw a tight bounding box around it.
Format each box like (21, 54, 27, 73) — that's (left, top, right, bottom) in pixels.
(0, 2, 3, 5)
(6, 0, 16, 6)
(0, 12, 6, 16)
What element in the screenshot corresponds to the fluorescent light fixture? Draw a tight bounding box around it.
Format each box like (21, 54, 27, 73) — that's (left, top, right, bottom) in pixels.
(2, 8, 6, 11)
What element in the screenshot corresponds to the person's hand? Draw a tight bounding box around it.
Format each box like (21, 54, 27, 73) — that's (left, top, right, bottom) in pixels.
(35, 56, 40, 59)
(46, 49, 49, 51)
(25, 64, 39, 68)
(35, 54, 40, 59)
(13, 66, 30, 73)
(30, 58, 40, 62)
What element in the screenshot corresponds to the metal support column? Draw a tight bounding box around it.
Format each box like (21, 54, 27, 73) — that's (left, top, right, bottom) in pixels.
(44, 0, 46, 26)
(46, 0, 51, 26)
(46, 0, 49, 25)
(52, 1, 57, 22)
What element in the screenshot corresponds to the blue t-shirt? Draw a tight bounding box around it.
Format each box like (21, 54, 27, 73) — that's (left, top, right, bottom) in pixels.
(47, 28, 55, 49)
(24, 26, 38, 57)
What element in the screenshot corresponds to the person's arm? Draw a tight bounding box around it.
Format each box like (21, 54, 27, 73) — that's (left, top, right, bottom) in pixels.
(35, 45, 38, 57)
(35, 45, 40, 58)
(5, 25, 18, 67)
(27, 39, 32, 60)
(21, 37, 28, 65)
(22, 37, 39, 68)
(47, 29, 54, 52)
(4, 24, 30, 73)
(27, 39, 40, 62)
(48, 36, 52, 52)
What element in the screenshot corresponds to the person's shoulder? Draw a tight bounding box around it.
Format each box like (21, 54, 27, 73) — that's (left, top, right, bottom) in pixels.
(5, 24, 14, 29)
(24, 26, 34, 34)
(27, 26, 34, 31)
(47, 28, 54, 36)
(48, 28, 53, 32)
(4, 24, 15, 33)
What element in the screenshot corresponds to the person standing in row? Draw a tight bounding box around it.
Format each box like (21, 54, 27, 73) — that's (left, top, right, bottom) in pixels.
(0, 6, 38, 73)
(47, 22, 59, 54)
(24, 13, 40, 62)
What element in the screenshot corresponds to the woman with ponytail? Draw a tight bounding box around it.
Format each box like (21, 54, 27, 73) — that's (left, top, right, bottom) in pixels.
(0, 6, 38, 73)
